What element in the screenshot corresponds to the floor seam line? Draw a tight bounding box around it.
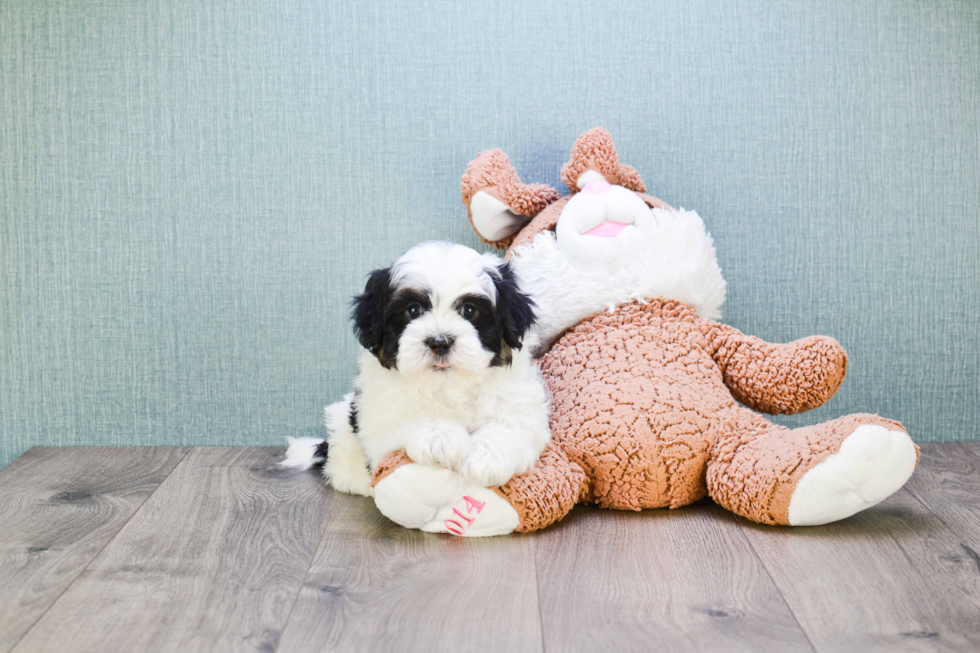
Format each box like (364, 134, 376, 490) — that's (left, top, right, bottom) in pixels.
(730, 515, 820, 653)
(533, 536, 547, 653)
(6, 446, 194, 653)
(950, 441, 980, 465)
(902, 482, 970, 548)
(273, 483, 336, 653)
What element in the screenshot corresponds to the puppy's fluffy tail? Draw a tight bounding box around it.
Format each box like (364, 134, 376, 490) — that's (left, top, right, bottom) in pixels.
(280, 392, 374, 497)
(280, 437, 329, 470)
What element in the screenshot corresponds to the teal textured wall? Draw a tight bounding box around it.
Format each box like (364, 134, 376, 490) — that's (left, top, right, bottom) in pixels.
(2, 0, 979, 468)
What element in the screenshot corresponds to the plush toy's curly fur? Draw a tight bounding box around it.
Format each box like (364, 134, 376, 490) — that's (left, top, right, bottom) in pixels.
(541, 299, 858, 521)
(368, 128, 919, 534)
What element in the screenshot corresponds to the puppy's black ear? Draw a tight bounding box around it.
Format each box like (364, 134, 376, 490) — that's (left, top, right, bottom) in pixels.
(351, 267, 393, 361)
(492, 261, 536, 351)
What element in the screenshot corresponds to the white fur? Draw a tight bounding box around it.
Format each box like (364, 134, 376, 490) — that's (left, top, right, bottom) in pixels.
(323, 394, 373, 496)
(315, 242, 552, 492)
(278, 395, 374, 496)
(390, 240, 501, 305)
(280, 437, 327, 470)
(511, 194, 727, 353)
(355, 337, 550, 487)
(787, 425, 917, 526)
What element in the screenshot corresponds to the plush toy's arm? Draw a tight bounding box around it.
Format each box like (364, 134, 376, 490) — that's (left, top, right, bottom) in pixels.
(699, 320, 848, 415)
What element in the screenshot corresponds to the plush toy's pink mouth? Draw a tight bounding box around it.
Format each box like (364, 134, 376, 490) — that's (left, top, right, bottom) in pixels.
(584, 221, 629, 238)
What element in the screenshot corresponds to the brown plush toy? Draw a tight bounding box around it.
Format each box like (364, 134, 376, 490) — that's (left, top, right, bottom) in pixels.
(369, 128, 919, 536)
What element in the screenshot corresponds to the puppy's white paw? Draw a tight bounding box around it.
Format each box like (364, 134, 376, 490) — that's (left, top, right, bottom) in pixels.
(461, 439, 532, 487)
(406, 421, 470, 470)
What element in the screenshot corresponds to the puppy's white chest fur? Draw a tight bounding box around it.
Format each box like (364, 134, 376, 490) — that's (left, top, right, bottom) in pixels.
(355, 345, 550, 479)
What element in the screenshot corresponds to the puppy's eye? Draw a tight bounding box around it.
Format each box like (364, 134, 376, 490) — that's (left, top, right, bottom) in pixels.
(406, 303, 423, 319)
(460, 302, 478, 320)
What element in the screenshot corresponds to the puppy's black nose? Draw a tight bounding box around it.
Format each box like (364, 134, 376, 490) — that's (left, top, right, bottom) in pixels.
(424, 334, 454, 356)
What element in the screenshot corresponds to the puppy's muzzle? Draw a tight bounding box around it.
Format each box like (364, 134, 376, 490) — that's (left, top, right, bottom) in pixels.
(424, 334, 455, 357)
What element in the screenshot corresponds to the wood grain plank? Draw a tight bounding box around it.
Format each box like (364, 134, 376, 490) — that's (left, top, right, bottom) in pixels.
(738, 487, 980, 653)
(0, 446, 189, 653)
(904, 443, 980, 551)
(534, 503, 814, 653)
(276, 489, 543, 653)
(10, 447, 331, 653)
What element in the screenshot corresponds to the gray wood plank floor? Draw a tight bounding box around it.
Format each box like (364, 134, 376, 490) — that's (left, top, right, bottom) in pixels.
(277, 490, 542, 653)
(0, 447, 189, 653)
(0, 443, 978, 653)
(10, 448, 330, 653)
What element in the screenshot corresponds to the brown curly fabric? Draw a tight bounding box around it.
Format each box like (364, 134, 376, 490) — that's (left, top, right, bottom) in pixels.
(538, 298, 878, 515)
(701, 322, 849, 415)
(370, 450, 414, 487)
(560, 127, 647, 194)
(706, 413, 915, 525)
(493, 440, 588, 532)
(460, 149, 561, 249)
(540, 300, 731, 510)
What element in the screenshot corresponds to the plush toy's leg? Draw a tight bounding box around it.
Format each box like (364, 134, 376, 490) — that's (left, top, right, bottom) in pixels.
(371, 441, 587, 537)
(706, 412, 918, 526)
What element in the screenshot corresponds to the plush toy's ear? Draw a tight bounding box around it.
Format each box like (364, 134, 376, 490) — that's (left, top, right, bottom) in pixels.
(560, 127, 647, 194)
(492, 261, 536, 353)
(461, 149, 561, 249)
(351, 267, 396, 368)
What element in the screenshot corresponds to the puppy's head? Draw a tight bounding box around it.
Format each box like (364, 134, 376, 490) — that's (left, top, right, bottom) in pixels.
(351, 242, 535, 375)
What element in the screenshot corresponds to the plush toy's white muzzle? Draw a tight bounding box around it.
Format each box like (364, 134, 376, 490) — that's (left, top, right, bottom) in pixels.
(555, 176, 654, 271)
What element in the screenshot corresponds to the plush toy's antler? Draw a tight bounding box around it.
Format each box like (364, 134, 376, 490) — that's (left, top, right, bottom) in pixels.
(560, 127, 647, 194)
(461, 149, 561, 249)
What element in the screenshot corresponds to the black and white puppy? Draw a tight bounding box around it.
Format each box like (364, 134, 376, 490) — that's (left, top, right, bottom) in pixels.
(282, 241, 551, 494)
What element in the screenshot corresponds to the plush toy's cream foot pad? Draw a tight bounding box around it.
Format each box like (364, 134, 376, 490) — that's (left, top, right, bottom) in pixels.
(787, 425, 918, 526)
(373, 463, 519, 537)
